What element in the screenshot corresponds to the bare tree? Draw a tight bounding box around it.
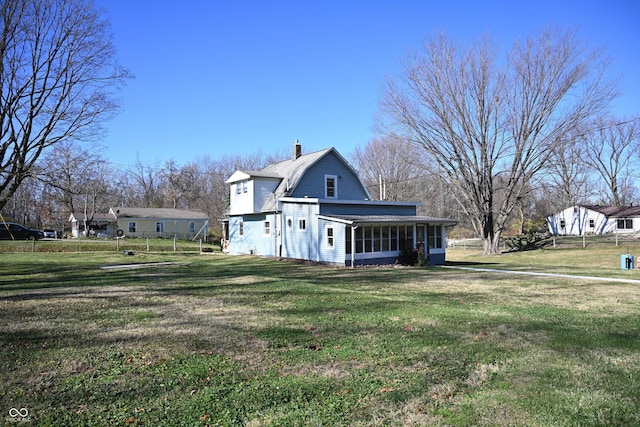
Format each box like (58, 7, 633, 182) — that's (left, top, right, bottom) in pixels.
(128, 155, 164, 208)
(381, 27, 616, 254)
(0, 0, 131, 211)
(581, 118, 640, 206)
(544, 129, 595, 209)
(352, 135, 426, 202)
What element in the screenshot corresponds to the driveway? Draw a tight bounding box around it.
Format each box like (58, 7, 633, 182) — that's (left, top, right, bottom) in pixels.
(440, 265, 640, 284)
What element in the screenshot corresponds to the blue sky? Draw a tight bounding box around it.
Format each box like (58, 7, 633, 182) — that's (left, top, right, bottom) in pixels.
(97, 0, 640, 167)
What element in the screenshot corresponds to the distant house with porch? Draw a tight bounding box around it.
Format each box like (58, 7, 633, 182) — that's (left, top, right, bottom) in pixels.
(68, 212, 116, 238)
(69, 208, 209, 239)
(222, 144, 456, 266)
(547, 205, 640, 236)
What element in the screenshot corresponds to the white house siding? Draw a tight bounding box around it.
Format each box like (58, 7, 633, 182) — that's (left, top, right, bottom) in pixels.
(317, 219, 345, 265)
(548, 206, 612, 235)
(280, 201, 319, 261)
(229, 185, 251, 215)
(227, 214, 276, 256)
(254, 179, 280, 213)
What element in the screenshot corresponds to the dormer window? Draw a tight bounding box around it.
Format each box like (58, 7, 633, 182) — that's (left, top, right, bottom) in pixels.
(325, 175, 337, 198)
(236, 180, 248, 195)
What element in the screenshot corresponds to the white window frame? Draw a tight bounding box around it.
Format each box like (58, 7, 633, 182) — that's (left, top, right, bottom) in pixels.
(617, 218, 633, 230)
(263, 220, 271, 236)
(189, 221, 195, 234)
(128, 222, 137, 233)
(298, 218, 307, 232)
(156, 221, 165, 233)
(236, 182, 242, 195)
(326, 225, 335, 249)
(325, 174, 337, 199)
(242, 180, 248, 193)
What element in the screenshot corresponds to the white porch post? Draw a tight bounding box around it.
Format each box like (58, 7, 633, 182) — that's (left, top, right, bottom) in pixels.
(351, 225, 356, 268)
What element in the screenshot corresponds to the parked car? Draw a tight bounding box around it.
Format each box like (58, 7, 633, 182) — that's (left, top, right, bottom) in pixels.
(0, 222, 45, 240)
(43, 228, 57, 239)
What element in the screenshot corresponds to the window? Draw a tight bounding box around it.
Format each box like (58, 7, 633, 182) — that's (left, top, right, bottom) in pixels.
(236, 182, 241, 195)
(128, 222, 136, 233)
(560, 220, 566, 229)
(239, 220, 244, 237)
(355, 226, 363, 253)
(364, 226, 373, 252)
(325, 175, 337, 198)
(243, 180, 248, 193)
(326, 226, 334, 248)
(156, 222, 164, 233)
(263, 220, 271, 236)
(617, 219, 633, 230)
(428, 225, 442, 249)
(286, 217, 293, 228)
(589, 219, 595, 228)
(298, 218, 307, 231)
(381, 226, 389, 251)
(189, 222, 195, 234)
(390, 226, 398, 251)
(345, 226, 352, 254)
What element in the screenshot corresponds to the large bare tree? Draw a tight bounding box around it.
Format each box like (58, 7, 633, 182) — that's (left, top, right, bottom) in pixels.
(0, 0, 130, 211)
(381, 28, 616, 254)
(581, 118, 639, 206)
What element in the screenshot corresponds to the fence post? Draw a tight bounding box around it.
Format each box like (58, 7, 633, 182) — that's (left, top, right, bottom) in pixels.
(173, 237, 177, 252)
(32, 238, 36, 253)
(199, 239, 202, 253)
(147, 238, 150, 252)
(116, 237, 119, 252)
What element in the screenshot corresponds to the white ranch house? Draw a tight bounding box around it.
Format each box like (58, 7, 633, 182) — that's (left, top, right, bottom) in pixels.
(547, 205, 640, 236)
(222, 144, 456, 267)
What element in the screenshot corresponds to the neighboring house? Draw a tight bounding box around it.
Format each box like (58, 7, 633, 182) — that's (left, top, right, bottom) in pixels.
(69, 208, 209, 239)
(108, 207, 209, 239)
(69, 212, 117, 238)
(223, 144, 456, 266)
(547, 205, 640, 236)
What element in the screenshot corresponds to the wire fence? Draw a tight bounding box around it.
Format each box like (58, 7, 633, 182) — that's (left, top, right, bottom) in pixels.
(0, 237, 220, 253)
(448, 233, 640, 252)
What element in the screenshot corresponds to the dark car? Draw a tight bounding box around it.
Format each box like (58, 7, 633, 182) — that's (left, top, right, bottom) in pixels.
(43, 228, 57, 239)
(0, 222, 45, 240)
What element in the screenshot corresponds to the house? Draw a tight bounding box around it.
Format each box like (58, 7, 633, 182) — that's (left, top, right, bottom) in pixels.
(69, 208, 209, 239)
(108, 207, 209, 239)
(222, 144, 456, 266)
(68, 212, 117, 238)
(547, 205, 640, 236)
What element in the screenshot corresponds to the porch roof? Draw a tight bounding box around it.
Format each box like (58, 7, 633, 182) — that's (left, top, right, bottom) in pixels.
(318, 214, 457, 226)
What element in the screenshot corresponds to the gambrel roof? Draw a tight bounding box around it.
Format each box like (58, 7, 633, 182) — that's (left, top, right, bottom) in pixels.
(227, 147, 372, 212)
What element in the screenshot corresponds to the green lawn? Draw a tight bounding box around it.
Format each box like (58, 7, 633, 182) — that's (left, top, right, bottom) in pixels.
(1, 245, 639, 426)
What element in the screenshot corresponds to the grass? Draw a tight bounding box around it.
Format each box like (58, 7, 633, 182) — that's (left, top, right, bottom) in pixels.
(1, 242, 639, 426)
(0, 237, 219, 253)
